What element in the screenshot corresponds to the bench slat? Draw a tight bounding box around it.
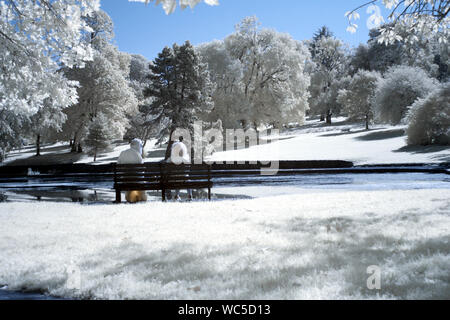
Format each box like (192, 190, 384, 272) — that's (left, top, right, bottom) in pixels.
(113, 163, 213, 203)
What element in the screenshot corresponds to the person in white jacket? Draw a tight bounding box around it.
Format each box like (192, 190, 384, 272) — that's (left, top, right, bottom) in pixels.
(117, 139, 148, 203)
(169, 136, 190, 165)
(168, 136, 192, 201)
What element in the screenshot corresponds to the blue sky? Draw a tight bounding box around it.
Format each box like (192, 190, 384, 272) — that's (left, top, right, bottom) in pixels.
(101, 0, 389, 61)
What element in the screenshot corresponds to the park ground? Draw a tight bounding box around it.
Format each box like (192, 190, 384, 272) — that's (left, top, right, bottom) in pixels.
(2, 117, 449, 166)
(0, 118, 449, 300)
(0, 189, 449, 299)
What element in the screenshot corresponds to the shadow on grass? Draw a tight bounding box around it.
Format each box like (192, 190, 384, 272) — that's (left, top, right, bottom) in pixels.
(6, 152, 86, 166)
(394, 145, 450, 154)
(286, 118, 358, 132)
(396, 145, 450, 163)
(320, 129, 370, 138)
(6, 144, 70, 158)
(356, 129, 406, 141)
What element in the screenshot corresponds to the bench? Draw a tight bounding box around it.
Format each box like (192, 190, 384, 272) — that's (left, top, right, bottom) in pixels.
(113, 163, 213, 203)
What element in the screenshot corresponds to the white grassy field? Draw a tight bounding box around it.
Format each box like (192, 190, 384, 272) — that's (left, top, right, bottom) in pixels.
(0, 189, 449, 300)
(2, 119, 449, 166)
(208, 120, 450, 164)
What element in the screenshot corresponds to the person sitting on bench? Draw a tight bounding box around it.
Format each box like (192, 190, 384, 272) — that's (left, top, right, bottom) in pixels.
(117, 139, 148, 203)
(168, 136, 192, 201)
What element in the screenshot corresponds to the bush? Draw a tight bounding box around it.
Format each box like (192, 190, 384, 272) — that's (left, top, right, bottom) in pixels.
(406, 83, 450, 146)
(373, 65, 436, 125)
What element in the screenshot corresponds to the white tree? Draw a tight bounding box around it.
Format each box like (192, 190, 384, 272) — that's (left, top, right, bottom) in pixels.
(27, 98, 68, 156)
(310, 75, 352, 121)
(197, 40, 247, 129)
(337, 69, 381, 129)
(0, 110, 26, 161)
(129, 55, 151, 86)
(223, 16, 311, 129)
(407, 82, 450, 145)
(0, 0, 100, 159)
(128, 0, 219, 14)
(61, 10, 138, 151)
(307, 31, 349, 123)
(373, 65, 437, 125)
(85, 113, 115, 161)
(124, 54, 156, 152)
(346, 0, 449, 45)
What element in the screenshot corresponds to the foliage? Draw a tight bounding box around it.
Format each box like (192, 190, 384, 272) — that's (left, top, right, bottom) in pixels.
(337, 70, 381, 129)
(307, 28, 349, 121)
(205, 16, 311, 128)
(0, 0, 100, 156)
(129, 0, 219, 14)
(60, 10, 138, 149)
(145, 41, 214, 143)
(85, 113, 114, 161)
(373, 65, 437, 125)
(407, 82, 450, 145)
(346, 0, 449, 46)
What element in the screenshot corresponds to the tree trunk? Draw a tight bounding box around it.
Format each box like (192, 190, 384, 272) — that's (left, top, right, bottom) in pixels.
(165, 129, 176, 161)
(365, 115, 370, 130)
(36, 134, 41, 157)
(77, 143, 83, 153)
(326, 110, 332, 124)
(71, 135, 77, 153)
(142, 139, 147, 158)
(165, 140, 174, 161)
(320, 114, 325, 122)
(93, 147, 97, 162)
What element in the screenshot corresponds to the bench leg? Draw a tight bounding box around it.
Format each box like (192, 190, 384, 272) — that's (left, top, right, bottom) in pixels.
(115, 190, 121, 203)
(208, 187, 211, 201)
(162, 188, 166, 202)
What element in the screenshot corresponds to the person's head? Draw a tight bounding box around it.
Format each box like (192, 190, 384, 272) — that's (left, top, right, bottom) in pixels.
(130, 139, 143, 154)
(178, 136, 184, 143)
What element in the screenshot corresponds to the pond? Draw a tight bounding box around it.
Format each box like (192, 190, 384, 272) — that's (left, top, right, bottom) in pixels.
(0, 287, 65, 300)
(0, 172, 448, 203)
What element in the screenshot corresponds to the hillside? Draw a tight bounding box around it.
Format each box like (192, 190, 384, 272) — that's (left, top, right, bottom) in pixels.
(2, 118, 449, 167)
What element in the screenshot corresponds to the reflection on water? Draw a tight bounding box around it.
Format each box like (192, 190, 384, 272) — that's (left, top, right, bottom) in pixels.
(0, 289, 63, 300)
(1, 188, 115, 203)
(0, 187, 251, 203)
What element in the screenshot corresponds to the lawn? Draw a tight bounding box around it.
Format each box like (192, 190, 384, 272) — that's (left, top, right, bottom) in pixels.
(1, 189, 448, 300)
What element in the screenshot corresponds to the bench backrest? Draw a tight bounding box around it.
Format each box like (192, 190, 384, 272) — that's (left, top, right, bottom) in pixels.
(114, 163, 211, 185)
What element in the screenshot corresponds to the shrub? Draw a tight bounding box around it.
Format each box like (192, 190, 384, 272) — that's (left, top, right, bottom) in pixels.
(373, 66, 436, 125)
(406, 83, 450, 146)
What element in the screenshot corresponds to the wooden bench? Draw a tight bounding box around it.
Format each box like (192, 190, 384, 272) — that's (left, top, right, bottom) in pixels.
(113, 163, 212, 203)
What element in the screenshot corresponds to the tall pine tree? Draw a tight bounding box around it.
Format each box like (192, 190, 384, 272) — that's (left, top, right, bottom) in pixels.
(144, 41, 214, 157)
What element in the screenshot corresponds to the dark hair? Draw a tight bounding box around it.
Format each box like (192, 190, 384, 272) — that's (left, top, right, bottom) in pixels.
(179, 136, 184, 142)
